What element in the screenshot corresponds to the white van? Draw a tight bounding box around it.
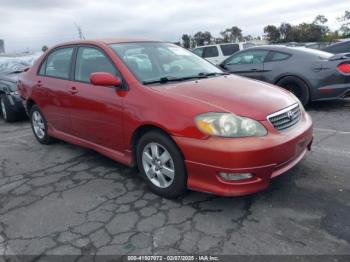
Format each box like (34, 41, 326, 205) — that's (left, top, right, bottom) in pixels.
(192, 43, 256, 65)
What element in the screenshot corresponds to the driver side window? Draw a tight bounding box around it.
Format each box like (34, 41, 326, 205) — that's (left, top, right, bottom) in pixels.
(226, 50, 268, 65)
(75, 47, 119, 83)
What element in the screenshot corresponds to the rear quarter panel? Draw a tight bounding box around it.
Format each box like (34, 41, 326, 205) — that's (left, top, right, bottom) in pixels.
(265, 56, 322, 100)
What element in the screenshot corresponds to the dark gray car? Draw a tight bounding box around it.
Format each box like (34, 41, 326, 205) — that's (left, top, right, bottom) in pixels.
(220, 45, 350, 105)
(0, 73, 26, 122)
(323, 40, 350, 54)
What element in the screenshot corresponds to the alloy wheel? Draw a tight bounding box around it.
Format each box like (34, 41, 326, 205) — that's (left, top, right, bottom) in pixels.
(0, 98, 7, 120)
(32, 111, 45, 139)
(142, 142, 175, 188)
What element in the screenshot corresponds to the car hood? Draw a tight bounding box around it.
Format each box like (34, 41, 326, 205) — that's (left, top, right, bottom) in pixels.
(150, 75, 297, 120)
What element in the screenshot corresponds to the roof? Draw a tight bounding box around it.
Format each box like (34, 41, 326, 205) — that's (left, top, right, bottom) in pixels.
(54, 38, 162, 47)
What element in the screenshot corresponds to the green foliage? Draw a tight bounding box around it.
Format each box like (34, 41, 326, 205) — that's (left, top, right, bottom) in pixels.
(180, 11, 350, 48)
(264, 25, 280, 43)
(338, 10, 350, 37)
(193, 31, 212, 46)
(181, 34, 190, 49)
(220, 26, 243, 43)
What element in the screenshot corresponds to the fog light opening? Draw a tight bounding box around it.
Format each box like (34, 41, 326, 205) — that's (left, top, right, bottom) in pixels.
(219, 172, 254, 181)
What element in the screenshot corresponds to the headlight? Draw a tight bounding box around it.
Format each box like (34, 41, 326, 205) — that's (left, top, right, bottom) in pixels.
(195, 112, 267, 137)
(10, 91, 19, 96)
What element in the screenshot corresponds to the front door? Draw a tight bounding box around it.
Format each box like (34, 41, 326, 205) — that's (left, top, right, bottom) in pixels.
(222, 49, 269, 80)
(68, 46, 124, 151)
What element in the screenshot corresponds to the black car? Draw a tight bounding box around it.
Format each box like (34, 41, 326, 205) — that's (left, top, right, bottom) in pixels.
(323, 40, 350, 54)
(220, 46, 350, 106)
(0, 73, 26, 122)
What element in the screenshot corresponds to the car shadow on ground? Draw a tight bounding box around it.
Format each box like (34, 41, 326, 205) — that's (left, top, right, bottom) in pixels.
(307, 98, 350, 112)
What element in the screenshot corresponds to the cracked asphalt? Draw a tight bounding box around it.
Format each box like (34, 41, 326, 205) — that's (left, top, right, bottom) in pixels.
(0, 100, 349, 258)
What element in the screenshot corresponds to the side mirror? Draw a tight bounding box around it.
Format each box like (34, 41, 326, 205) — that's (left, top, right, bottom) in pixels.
(90, 72, 122, 87)
(219, 63, 227, 70)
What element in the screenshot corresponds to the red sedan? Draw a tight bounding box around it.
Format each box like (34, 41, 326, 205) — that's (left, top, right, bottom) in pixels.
(18, 39, 313, 198)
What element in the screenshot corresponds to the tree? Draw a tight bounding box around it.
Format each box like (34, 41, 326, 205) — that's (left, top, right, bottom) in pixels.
(193, 31, 212, 46)
(312, 15, 329, 39)
(338, 10, 350, 37)
(313, 15, 328, 25)
(41, 45, 48, 52)
(181, 34, 190, 49)
(264, 25, 281, 43)
(220, 26, 243, 43)
(279, 23, 293, 42)
(243, 35, 253, 42)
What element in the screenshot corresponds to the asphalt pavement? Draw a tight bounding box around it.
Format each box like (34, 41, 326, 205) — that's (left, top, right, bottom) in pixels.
(0, 100, 349, 258)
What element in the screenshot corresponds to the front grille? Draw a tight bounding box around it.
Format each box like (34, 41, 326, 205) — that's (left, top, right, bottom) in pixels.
(267, 103, 301, 131)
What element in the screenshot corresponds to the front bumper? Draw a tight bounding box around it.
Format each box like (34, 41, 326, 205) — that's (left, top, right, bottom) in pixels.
(7, 94, 26, 114)
(173, 112, 313, 196)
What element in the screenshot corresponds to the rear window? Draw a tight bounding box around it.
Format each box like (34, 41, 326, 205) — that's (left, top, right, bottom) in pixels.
(268, 51, 291, 62)
(203, 46, 219, 58)
(220, 44, 239, 56)
(192, 48, 204, 57)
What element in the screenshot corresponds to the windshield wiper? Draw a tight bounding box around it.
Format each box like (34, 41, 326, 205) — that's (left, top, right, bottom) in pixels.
(143, 72, 229, 85)
(143, 75, 208, 85)
(198, 72, 229, 77)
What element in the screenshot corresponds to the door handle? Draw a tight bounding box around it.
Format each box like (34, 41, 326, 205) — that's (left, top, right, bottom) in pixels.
(69, 86, 78, 95)
(250, 68, 258, 71)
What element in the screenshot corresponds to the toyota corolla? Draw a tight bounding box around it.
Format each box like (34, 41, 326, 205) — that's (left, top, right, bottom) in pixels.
(18, 39, 313, 198)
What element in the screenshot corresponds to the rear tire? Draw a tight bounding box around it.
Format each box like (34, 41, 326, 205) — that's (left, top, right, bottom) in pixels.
(276, 76, 310, 106)
(136, 130, 187, 198)
(30, 105, 54, 144)
(0, 94, 18, 122)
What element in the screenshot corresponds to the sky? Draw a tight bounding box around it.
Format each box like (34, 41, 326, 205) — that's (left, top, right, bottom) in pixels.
(0, 0, 348, 53)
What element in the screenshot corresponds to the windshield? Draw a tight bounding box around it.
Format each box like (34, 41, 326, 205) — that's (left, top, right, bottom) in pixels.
(0, 59, 30, 74)
(0, 53, 40, 74)
(110, 42, 223, 83)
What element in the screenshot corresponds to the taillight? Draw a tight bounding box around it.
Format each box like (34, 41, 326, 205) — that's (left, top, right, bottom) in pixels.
(338, 63, 350, 74)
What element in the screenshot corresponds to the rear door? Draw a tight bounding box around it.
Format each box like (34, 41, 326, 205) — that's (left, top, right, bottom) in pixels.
(69, 45, 124, 151)
(36, 46, 75, 134)
(222, 49, 269, 80)
(262, 51, 292, 82)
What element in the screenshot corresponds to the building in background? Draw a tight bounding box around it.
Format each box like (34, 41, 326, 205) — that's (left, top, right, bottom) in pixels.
(0, 39, 5, 53)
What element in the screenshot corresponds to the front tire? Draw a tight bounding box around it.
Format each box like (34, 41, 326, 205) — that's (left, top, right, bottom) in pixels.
(136, 131, 187, 198)
(30, 105, 54, 144)
(0, 94, 17, 122)
(276, 76, 310, 106)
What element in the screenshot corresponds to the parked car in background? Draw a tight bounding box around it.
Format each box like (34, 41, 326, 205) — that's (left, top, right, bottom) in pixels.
(0, 73, 26, 122)
(192, 42, 256, 64)
(220, 45, 350, 106)
(19, 39, 313, 198)
(0, 53, 40, 122)
(323, 40, 350, 54)
(304, 42, 329, 50)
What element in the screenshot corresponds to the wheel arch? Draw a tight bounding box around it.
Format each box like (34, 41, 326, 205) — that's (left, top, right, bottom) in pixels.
(130, 124, 185, 167)
(274, 74, 311, 91)
(26, 99, 37, 114)
(274, 74, 313, 101)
